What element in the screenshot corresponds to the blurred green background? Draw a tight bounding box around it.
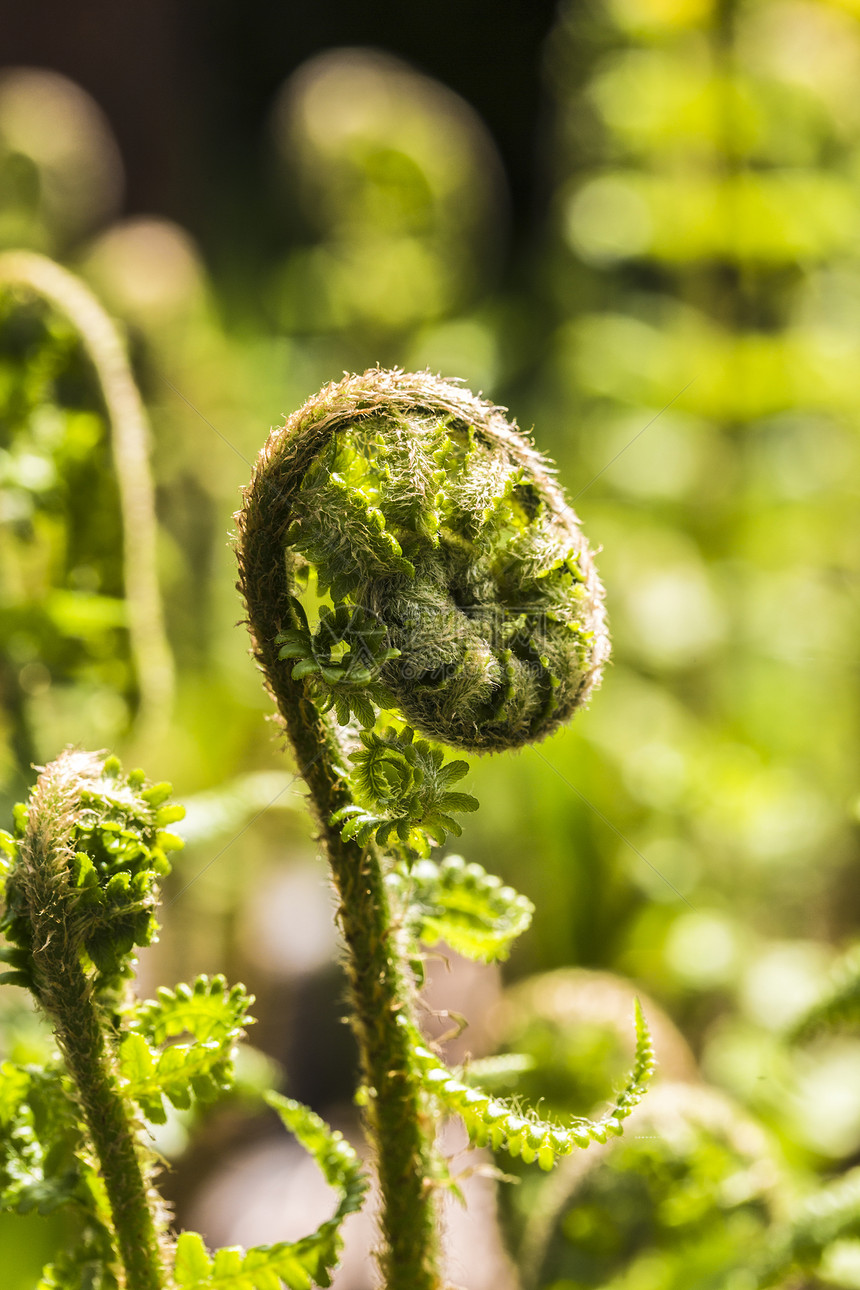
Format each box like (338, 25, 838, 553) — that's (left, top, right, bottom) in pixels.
(3, 1, 860, 1287)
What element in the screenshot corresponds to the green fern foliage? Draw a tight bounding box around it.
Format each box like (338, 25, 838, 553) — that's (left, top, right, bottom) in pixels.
(129, 974, 253, 1046)
(0, 1062, 83, 1215)
(389, 853, 534, 962)
(36, 1241, 119, 1290)
(331, 725, 478, 857)
(0, 753, 182, 991)
(755, 1166, 860, 1287)
(173, 1094, 367, 1290)
(0, 1059, 120, 1290)
(415, 1000, 655, 1170)
(276, 599, 399, 728)
(1, 753, 370, 1290)
(789, 945, 860, 1044)
(118, 976, 254, 1123)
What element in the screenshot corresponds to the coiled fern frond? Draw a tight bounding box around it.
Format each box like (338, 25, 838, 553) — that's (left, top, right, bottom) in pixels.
(0, 751, 181, 994)
(332, 725, 479, 856)
(238, 367, 608, 754)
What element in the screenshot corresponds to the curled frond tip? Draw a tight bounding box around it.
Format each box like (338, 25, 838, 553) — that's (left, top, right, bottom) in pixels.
(236, 368, 609, 752)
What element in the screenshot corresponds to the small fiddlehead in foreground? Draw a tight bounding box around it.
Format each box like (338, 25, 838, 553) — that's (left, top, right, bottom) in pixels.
(0, 751, 368, 1290)
(0, 750, 181, 1290)
(235, 369, 637, 1289)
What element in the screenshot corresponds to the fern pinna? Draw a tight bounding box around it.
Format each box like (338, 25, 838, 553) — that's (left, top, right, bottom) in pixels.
(236, 368, 654, 1289)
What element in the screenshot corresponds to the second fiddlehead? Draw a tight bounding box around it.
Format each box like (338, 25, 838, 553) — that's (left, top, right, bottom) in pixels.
(0, 752, 367, 1290)
(235, 368, 619, 1288)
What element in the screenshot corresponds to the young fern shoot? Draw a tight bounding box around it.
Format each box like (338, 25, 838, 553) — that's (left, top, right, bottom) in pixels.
(0, 752, 367, 1290)
(0, 751, 181, 1290)
(235, 368, 653, 1289)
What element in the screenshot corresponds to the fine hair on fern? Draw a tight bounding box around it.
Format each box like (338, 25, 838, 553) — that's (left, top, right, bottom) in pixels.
(235, 367, 653, 1289)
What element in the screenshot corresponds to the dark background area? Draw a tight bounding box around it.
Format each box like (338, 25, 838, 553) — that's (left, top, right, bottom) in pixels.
(2, 0, 560, 271)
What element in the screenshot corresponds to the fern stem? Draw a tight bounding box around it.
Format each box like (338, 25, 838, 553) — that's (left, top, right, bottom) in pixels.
(258, 685, 441, 1287)
(237, 437, 443, 1287)
(21, 756, 168, 1290)
(41, 954, 167, 1290)
(0, 250, 174, 751)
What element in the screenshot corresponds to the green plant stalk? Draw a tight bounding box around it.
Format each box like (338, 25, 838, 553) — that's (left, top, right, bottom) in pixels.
(285, 689, 440, 1289)
(262, 674, 443, 1284)
(36, 949, 167, 1290)
(21, 759, 167, 1290)
(238, 470, 442, 1289)
(0, 249, 174, 751)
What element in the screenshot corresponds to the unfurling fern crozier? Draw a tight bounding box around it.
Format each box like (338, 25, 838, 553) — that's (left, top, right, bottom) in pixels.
(238, 368, 609, 754)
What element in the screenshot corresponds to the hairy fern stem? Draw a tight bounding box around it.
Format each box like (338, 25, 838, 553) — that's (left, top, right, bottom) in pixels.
(280, 689, 441, 1287)
(238, 531, 442, 1286)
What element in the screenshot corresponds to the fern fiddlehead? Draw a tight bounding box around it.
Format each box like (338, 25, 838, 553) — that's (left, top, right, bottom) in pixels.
(0, 750, 182, 1290)
(241, 368, 608, 753)
(235, 368, 613, 1288)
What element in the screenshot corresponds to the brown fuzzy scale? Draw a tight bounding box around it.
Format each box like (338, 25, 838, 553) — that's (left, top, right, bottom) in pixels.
(235, 368, 609, 1289)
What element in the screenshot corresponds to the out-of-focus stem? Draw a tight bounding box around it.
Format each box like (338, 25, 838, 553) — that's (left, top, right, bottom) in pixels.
(0, 250, 173, 750)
